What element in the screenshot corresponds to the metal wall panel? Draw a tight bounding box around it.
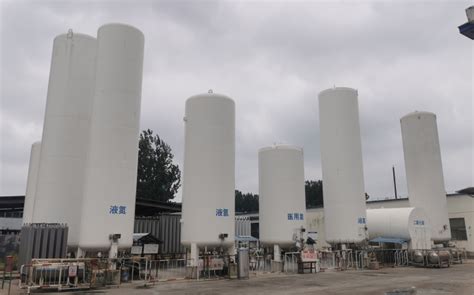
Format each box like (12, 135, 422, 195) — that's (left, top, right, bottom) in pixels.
(235, 216, 251, 237)
(134, 215, 185, 255)
(47, 228, 55, 257)
(18, 224, 68, 267)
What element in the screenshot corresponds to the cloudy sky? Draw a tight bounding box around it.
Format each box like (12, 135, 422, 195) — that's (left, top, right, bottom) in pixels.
(1, 0, 472, 201)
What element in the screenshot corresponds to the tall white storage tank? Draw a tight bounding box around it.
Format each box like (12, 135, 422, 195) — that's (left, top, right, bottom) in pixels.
(259, 145, 306, 248)
(23, 142, 41, 224)
(79, 24, 144, 251)
(318, 87, 367, 245)
(32, 32, 97, 247)
(367, 207, 432, 250)
(401, 111, 451, 242)
(181, 92, 235, 248)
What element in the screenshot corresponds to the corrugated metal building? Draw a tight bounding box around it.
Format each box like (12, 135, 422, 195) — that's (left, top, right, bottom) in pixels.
(134, 214, 184, 256)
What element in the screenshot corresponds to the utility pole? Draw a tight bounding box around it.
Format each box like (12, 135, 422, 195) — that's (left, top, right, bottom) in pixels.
(392, 165, 398, 199)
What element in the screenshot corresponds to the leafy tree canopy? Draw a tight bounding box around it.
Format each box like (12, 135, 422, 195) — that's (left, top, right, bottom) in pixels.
(136, 129, 181, 202)
(235, 190, 259, 213)
(305, 180, 323, 208)
(235, 180, 323, 213)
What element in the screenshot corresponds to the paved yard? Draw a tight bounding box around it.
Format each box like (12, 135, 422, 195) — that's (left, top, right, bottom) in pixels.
(8, 262, 474, 294)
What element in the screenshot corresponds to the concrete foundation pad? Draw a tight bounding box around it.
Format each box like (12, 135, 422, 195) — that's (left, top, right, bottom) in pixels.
(271, 260, 283, 272)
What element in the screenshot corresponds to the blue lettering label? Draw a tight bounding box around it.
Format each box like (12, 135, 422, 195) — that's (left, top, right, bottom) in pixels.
(288, 213, 304, 221)
(216, 208, 229, 217)
(110, 205, 126, 215)
(414, 220, 425, 226)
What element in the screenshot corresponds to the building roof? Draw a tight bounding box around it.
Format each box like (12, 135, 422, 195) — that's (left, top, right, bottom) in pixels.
(459, 21, 474, 39)
(455, 187, 474, 196)
(135, 198, 182, 215)
(235, 235, 259, 242)
(2, 186, 472, 215)
(0, 195, 182, 215)
(0, 195, 24, 212)
(366, 197, 409, 204)
(132, 233, 162, 244)
(370, 237, 407, 244)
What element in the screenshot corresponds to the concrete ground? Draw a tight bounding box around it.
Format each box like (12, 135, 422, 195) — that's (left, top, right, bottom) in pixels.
(7, 262, 474, 294)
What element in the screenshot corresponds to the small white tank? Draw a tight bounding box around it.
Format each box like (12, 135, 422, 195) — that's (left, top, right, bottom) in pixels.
(23, 142, 41, 224)
(367, 207, 432, 250)
(259, 145, 306, 249)
(32, 31, 97, 247)
(318, 87, 367, 244)
(181, 92, 235, 248)
(401, 111, 451, 242)
(79, 24, 145, 251)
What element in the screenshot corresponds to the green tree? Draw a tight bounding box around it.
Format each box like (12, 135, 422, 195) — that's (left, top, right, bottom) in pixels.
(305, 180, 323, 208)
(136, 129, 181, 202)
(235, 190, 259, 213)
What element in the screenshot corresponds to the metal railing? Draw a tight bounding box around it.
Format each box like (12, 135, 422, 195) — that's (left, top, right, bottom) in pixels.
(394, 250, 409, 267)
(368, 249, 408, 267)
(354, 250, 369, 269)
(449, 248, 467, 264)
(250, 255, 272, 272)
(19, 256, 199, 292)
(319, 251, 336, 270)
(330, 250, 353, 270)
(283, 252, 300, 273)
(20, 258, 99, 293)
(196, 254, 231, 279)
(146, 259, 188, 283)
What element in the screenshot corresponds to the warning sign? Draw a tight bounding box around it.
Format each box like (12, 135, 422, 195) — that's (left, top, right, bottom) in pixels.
(68, 265, 77, 277)
(301, 249, 318, 262)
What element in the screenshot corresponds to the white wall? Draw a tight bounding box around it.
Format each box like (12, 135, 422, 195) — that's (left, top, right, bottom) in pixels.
(446, 195, 474, 252)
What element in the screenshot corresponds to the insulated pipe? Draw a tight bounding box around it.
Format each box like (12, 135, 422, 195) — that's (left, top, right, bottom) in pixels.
(190, 243, 199, 267)
(274, 245, 281, 262)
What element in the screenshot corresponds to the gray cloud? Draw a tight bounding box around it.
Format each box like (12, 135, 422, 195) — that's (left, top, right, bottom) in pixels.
(1, 0, 472, 201)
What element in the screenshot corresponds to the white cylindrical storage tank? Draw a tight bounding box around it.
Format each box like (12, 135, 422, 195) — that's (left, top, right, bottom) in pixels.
(181, 92, 235, 248)
(79, 24, 144, 251)
(23, 141, 41, 224)
(401, 111, 451, 242)
(367, 207, 432, 249)
(259, 145, 306, 249)
(318, 87, 367, 245)
(32, 32, 97, 247)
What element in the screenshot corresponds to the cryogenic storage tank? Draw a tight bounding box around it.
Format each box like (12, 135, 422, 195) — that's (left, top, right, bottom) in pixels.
(181, 92, 235, 248)
(78, 24, 144, 250)
(23, 142, 41, 224)
(318, 87, 367, 244)
(259, 145, 306, 248)
(401, 111, 451, 242)
(32, 31, 97, 247)
(367, 207, 432, 250)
